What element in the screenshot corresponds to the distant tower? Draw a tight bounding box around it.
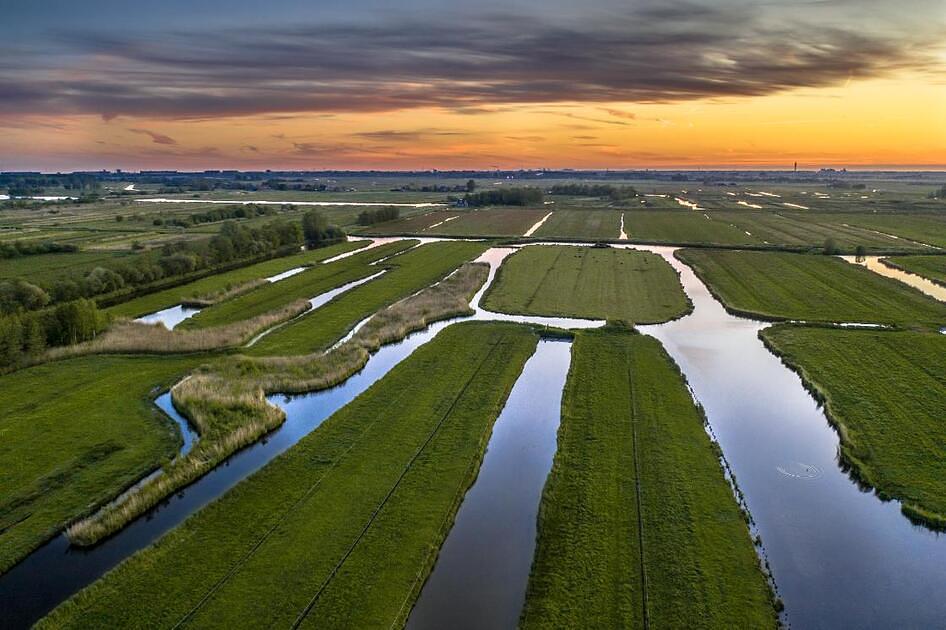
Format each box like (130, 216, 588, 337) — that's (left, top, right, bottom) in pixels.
(794, 161, 797, 174)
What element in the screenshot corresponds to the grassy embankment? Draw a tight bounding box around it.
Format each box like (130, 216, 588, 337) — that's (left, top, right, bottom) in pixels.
(0, 355, 202, 574)
(677, 249, 946, 329)
(761, 325, 946, 529)
(246, 240, 488, 356)
(521, 328, 776, 628)
(883, 255, 946, 287)
(108, 239, 366, 318)
(66, 263, 489, 545)
(43, 322, 538, 628)
(180, 240, 415, 329)
(483, 245, 691, 323)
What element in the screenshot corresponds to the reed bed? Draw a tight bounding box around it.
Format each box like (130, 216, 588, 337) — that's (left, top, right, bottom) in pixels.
(66, 263, 488, 546)
(45, 300, 310, 360)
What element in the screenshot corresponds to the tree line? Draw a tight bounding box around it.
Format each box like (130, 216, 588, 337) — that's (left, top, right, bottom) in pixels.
(0, 240, 79, 259)
(0, 299, 106, 369)
(356, 207, 400, 226)
(548, 183, 638, 200)
(154, 203, 280, 228)
(461, 187, 544, 207)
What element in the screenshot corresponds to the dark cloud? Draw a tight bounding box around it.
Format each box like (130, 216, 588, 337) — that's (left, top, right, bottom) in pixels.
(0, 1, 941, 119)
(127, 128, 177, 145)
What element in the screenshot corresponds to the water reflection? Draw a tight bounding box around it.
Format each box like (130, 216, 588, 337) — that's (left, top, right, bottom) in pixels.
(407, 340, 572, 630)
(842, 256, 946, 303)
(134, 304, 201, 329)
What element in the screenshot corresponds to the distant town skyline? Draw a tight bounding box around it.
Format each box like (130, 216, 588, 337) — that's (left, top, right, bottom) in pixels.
(2, 0, 944, 171)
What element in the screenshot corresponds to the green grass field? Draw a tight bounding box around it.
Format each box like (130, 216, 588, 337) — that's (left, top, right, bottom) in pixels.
(355, 210, 461, 234)
(179, 240, 414, 329)
(840, 214, 946, 248)
(761, 326, 946, 528)
(883, 255, 946, 287)
(712, 212, 909, 250)
(532, 209, 622, 240)
(677, 249, 946, 329)
(0, 355, 202, 573)
(521, 328, 775, 628)
(108, 240, 366, 318)
(41, 322, 538, 628)
(623, 210, 759, 246)
(0, 250, 129, 283)
(483, 245, 690, 323)
(246, 240, 487, 355)
(427, 207, 550, 236)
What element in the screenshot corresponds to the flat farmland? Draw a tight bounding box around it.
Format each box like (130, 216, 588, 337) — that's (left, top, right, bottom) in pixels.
(358, 210, 461, 234)
(41, 322, 538, 629)
(521, 328, 775, 628)
(713, 212, 909, 250)
(677, 249, 946, 328)
(246, 240, 488, 355)
(839, 214, 946, 248)
(883, 255, 946, 286)
(532, 210, 622, 240)
(622, 210, 759, 246)
(430, 207, 550, 237)
(761, 326, 946, 527)
(108, 240, 366, 318)
(483, 245, 690, 323)
(0, 355, 202, 573)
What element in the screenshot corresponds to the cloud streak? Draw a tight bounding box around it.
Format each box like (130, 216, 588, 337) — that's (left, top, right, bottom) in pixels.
(127, 128, 177, 145)
(0, 1, 942, 121)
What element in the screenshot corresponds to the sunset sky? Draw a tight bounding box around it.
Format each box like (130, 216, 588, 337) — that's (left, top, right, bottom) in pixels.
(3, 0, 944, 171)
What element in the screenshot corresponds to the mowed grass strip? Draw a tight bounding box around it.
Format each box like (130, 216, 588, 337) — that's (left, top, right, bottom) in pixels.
(532, 209, 623, 240)
(677, 249, 946, 329)
(884, 255, 946, 287)
(41, 322, 538, 629)
(483, 245, 690, 323)
(0, 355, 202, 573)
(108, 240, 366, 318)
(521, 329, 775, 628)
(246, 240, 488, 356)
(761, 326, 946, 528)
(179, 240, 415, 329)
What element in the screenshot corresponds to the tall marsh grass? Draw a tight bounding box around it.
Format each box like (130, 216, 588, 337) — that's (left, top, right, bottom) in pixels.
(66, 263, 488, 546)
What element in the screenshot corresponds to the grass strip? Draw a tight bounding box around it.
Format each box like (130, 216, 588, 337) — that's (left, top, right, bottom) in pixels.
(42, 322, 538, 628)
(0, 355, 203, 574)
(65, 263, 489, 545)
(483, 245, 691, 323)
(180, 240, 415, 329)
(246, 240, 488, 356)
(761, 325, 946, 528)
(521, 328, 776, 628)
(677, 248, 946, 329)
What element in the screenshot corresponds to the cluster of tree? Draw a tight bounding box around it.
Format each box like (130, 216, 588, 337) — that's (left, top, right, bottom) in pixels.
(928, 185, 946, 199)
(301, 210, 346, 248)
(391, 180, 476, 193)
(461, 187, 544, 207)
(356, 207, 400, 226)
(0, 173, 100, 196)
(0, 299, 106, 368)
(0, 241, 78, 259)
(548, 184, 638, 200)
(154, 204, 278, 228)
(0, 220, 304, 311)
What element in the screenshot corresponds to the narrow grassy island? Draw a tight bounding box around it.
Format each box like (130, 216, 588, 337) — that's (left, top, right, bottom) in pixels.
(245, 240, 487, 356)
(677, 249, 946, 329)
(761, 325, 946, 528)
(483, 245, 691, 323)
(883, 255, 946, 288)
(521, 328, 776, 628)
(41, 322, 538, 628)
(0, 355, 202, 573)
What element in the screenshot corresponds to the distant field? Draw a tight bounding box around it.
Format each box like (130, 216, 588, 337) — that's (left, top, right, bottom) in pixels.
(522, 328, 775, 628)
(0, 355, 202, 574)
(761, 326, 946, 528)
(41, 322, 538, 628)
(623, 210, 759, 246)
(483, 245, 690, 323)
(108, 240, 366, 318)
(246, 240, 488, 355)
(712, 211, 908, 250)
(0, 250, 128, 283)
(428, 207, 549, 237)
(181, 240, 414, 329)
(840, 214, 946, 249)
(532, 209, 622, 240)
(677, 249, 946, 328)
(357, 210, 461, 234)
(883, 255, 946, 287)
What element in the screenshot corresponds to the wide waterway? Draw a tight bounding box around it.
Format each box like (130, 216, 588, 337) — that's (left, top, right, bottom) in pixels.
(2, 240, 945, 628)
